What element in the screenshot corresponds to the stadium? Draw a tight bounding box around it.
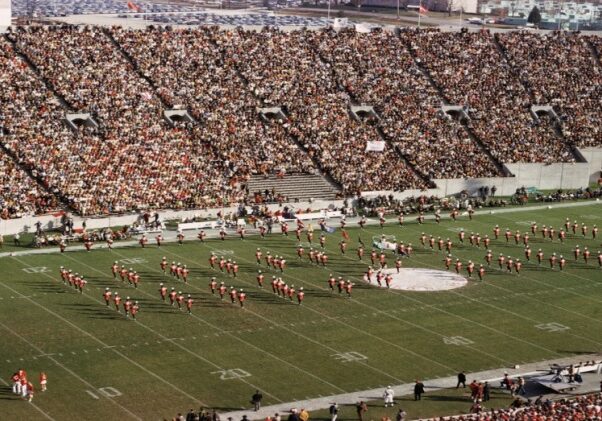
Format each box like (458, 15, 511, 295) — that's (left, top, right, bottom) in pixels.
(1, 0, 601, 420)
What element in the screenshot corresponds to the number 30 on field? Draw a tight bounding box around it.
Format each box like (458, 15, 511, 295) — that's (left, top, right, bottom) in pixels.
(86, 387, 122, 399)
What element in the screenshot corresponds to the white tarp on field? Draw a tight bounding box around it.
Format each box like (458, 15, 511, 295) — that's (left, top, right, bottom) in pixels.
(370, 268, 468, 291)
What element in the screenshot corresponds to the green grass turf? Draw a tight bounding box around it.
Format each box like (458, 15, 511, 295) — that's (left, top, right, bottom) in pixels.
(0, 202, 601, 420)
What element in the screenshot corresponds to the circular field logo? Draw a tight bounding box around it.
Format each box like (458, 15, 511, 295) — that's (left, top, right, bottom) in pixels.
(375, 268, 467, 292)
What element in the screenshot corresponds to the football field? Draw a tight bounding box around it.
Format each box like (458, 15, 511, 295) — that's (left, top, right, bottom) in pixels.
(1, 202, 601, 420)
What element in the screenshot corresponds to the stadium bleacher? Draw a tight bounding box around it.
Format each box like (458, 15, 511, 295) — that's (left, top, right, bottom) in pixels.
(0, 26, 601, 219)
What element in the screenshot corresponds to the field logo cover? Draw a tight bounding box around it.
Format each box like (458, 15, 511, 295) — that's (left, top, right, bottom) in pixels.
(375, 268, 467, 291)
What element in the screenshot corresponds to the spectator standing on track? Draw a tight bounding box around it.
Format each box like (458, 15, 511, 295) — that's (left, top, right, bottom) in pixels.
(356, 401, 368, 421)
(414, 380, 425, 401)
(483, 381, 490, 401)
(186, 409, 196, 421)
(329, 403, 338, 421)
(457, 371, 467, 388)
(396, 408, 406, 421)
(252, 390, 263, 411)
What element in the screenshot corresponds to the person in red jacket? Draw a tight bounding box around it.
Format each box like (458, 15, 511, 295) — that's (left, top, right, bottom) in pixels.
(103, 288, 112, 306)
(297, 287, 305, 305)
(157, 284, 166, 301)
(130, 301, 140, 320)
(238, 289, 247, 308)
(113, 292, 122, 312)
(186, 295, 193, 314)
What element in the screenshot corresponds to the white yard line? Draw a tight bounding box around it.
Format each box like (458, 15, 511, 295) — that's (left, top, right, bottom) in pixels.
(218, 353, 602, 421)
(0, 321, 143, 421)
(0, 375, 56, 421)
(0, 259, 206, 407)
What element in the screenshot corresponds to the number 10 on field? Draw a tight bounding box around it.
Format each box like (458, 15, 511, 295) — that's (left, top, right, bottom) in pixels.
(86, 387, 122, 399)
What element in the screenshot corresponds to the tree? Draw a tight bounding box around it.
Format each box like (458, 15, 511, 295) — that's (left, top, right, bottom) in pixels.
(527, 6, 542, 25)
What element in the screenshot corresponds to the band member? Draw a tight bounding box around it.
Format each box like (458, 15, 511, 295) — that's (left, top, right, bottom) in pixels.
(297, 287, 305, 305)
(444, 254, 452, 270)
(113, 292, 122, 312)
(186, 295, 194, 314)
(238, 289, 246, 307)
(514, 259, 522, 275)
(328, 274, 336, 292)
(559, 255, 566, 271)
(478, 265, 485, 281)
(103, 288, 112, 306)
(583, 247, 591, 264)
(524, 246, 531, 261)
(466, 261, 475, 278)
(485, 250, 493, 266)
(169, 288, 177, 306)
(255, 248, 262, 264)
(209, 277, 218, 294)
(454, 259, 462, 274)
(218, 282, 227, 300)
(159, 283, 167, 301)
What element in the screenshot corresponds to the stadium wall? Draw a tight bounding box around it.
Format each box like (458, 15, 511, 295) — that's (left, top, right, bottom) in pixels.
(503, 162, 591, 190)
(577, 147, 602, 183)
(0, 199, 344, 236)
(0, 0, 10, 31)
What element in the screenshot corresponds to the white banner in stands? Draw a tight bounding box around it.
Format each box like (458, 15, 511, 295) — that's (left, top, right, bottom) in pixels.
(365, 141, 385, 152)
(0, 0, 10, 29)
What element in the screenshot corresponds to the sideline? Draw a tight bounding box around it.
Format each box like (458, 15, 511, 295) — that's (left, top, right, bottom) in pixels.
(1, 199, 599, 258)
(220, 353, 602, 421)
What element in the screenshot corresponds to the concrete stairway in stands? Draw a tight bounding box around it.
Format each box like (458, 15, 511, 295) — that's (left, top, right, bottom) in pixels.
(246, 173, 341, 202)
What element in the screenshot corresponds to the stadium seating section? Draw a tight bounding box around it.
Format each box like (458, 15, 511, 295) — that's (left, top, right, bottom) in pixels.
(0, 27, 601, 218)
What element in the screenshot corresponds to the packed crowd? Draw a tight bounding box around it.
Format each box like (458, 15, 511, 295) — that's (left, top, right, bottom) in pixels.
(429, 392, 602, 420)
(0, 153, 57, 219)
(217, 27, 428, 194)
(1, 27, 601, 218)
(310, 28, 501, 180)
(497, 31, 602, 149)
(110, 26, 315, 179)
(0, 38, 68, 218)
(7, 26, 241, 215)
(410, 30, 576, 164)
